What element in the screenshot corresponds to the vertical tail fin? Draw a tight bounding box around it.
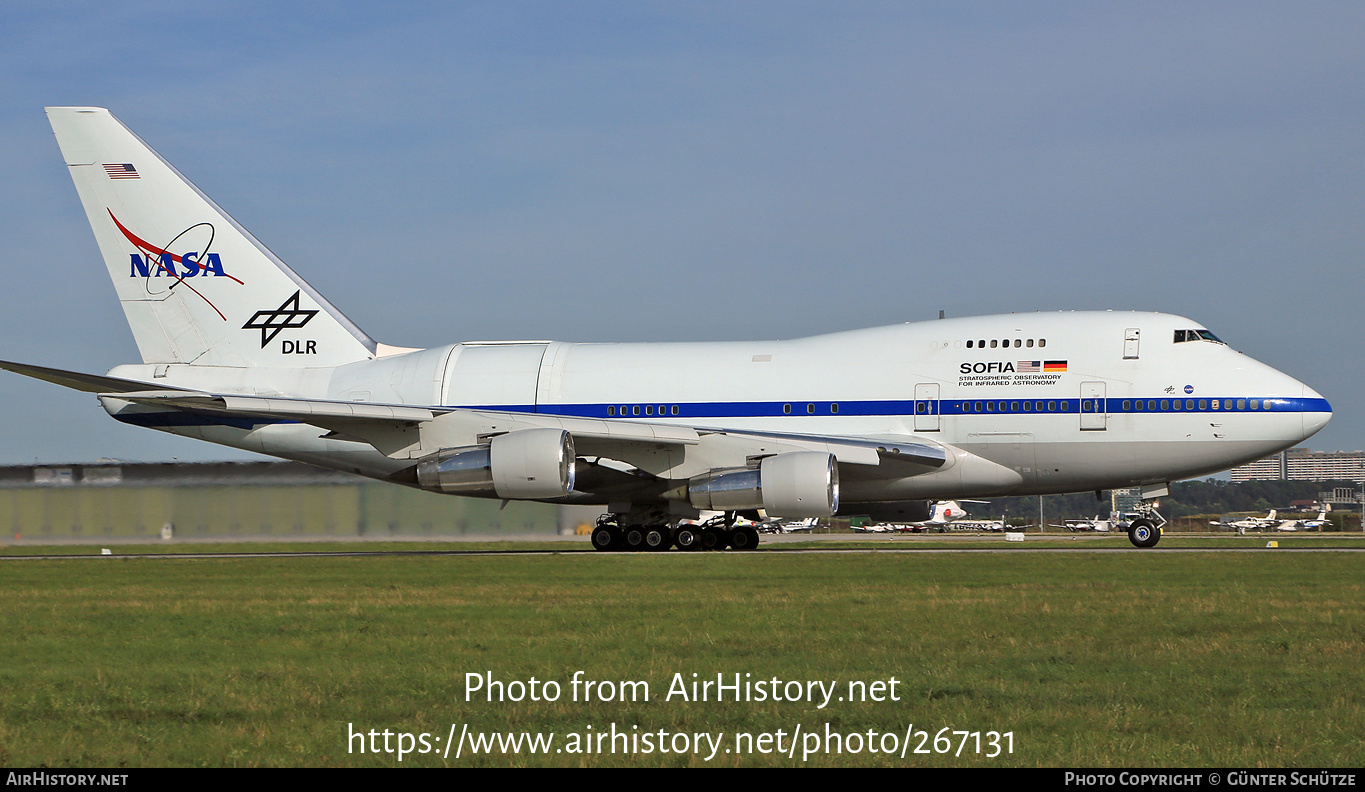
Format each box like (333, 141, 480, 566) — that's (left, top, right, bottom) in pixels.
(46, 107, 376, 367)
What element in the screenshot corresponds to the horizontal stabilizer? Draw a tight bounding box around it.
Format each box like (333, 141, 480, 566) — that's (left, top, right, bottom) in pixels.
(0, 359, 186, 394)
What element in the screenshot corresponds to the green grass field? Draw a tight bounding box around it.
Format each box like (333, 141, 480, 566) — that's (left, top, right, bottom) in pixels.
(1, 546, 1361, 767)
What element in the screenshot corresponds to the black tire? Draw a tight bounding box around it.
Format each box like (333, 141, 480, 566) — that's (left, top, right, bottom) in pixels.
(674, 525, 702, 551)
(699, 528, 727, 551)
(591, 526, 619, 551)
(624, 525, 647, 551)
(729, 526, 760, 551)
(644, 525, 673, 551)
(1127, 518, 1160, 548)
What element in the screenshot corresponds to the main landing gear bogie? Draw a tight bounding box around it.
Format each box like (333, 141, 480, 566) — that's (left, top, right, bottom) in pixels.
(590, 513, 758, 552)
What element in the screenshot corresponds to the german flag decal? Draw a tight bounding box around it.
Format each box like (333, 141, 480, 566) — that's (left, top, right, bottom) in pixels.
(1044, 360, 1068, 372)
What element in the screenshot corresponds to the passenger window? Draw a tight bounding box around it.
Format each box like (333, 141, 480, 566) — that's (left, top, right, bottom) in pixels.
(1237, 400, 1246, 410)
(830, 404, 838, 414)
(607, 406, 616, 416)
(632, 405, 640, 416)
(990, 340, 998, 348)
(783, 404, 791, 414)
(1023, 402, 1032, 412)
(1148, 400, 1155, 411)
(807, 403, 815, 414)
(974, 401, 983, 412)
(967, 340, 974, 348)
(1027, 339, 1034, 348)
(1185, 400, 1193, 410)
(1250, 400, 1259, 410)
(1160, 400, 1169, 410)
(1039, 339, 1046, 348)
(1048, 401, 1056, 411)
(1172, 401, 1181, 411)
(1014, 339, 1021, 348)
(1010, 401, 1018, 411)
(986, 402, 995, 412)
(1135, 400, 1143, 411)
(1060, 401, 1070, 411)
(1198, 400, 1206, 410)
(1123, 400, 1131, 410)
(672, 405, 679, 415)
(646, 405, 653, 416)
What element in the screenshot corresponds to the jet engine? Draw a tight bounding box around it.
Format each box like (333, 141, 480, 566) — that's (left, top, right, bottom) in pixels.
(415, 428, 576, 499)
(684, 451, 838, 518)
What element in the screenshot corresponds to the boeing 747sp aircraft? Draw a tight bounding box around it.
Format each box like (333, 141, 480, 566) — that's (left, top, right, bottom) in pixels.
(1, 108, 1332, 550)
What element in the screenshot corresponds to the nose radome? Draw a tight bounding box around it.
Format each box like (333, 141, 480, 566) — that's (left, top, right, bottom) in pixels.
(1301, 383, 1332, 441)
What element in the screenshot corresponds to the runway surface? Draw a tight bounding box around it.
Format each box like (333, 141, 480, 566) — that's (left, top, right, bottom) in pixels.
(3, 538, 1362, 561)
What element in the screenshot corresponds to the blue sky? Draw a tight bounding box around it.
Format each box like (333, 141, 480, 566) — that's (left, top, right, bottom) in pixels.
(1, 2, 1361, 463)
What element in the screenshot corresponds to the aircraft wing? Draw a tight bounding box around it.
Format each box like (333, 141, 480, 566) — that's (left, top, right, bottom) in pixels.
(100, 387, 949, 479)
(4, 361, 994, 502)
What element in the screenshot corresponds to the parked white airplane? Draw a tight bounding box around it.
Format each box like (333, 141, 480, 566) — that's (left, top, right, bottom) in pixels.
(1211, 510, 1281, 532)
(1, 108, 1333, 551)
(876, 499, 990, 532)
(1275, 509, 1331, 532)
(1059, 516, 1117, 533)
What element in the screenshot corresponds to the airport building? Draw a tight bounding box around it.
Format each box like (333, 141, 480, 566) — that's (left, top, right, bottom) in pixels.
(1228, 448, 1365, 483)
(0, 461, 599, 542)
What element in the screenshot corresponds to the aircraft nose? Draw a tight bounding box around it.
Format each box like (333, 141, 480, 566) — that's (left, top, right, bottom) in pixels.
(1301, 383, 1332, 441)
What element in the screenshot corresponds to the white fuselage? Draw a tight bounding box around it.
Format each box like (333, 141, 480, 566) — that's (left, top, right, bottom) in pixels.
(106, 310, 1330, 504)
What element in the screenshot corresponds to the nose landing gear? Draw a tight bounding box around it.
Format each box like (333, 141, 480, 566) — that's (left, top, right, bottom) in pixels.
(1121, 502, 1166, 548)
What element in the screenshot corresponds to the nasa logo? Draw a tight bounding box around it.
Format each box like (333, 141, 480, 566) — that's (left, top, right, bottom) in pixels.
(1184, 385, 1194, 394)
(129, 252, 227, 279)
(109, 211, 236, 282)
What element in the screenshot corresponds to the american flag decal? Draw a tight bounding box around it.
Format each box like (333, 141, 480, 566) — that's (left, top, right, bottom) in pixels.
(1017, 360, 1041, 372)
(103, 163, 140, 179)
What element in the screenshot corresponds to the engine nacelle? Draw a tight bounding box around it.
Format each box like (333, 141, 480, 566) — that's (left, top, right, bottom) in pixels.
(686, 451, 838, 518)
(415, 428, 576, 500)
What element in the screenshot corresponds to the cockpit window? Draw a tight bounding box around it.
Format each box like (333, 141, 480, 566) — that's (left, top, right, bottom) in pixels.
(1173, 329, 1225, 344)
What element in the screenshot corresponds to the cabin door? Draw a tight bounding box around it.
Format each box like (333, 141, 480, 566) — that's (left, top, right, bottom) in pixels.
(1123, 328, 1141, 359)
(1080, 381, 1107, 431)
(914, 383, 940, 432)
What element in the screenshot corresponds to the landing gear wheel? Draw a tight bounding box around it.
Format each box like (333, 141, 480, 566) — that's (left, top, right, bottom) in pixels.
(591, 526, 620, 552)
(623, 525, 647, 551)
(699, 528, 727, 551)
(728, 526, 760, 551)
(644, 525, 673, 551)
(674, 525, 702, 551)
(1127, 518, 1160, 548)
